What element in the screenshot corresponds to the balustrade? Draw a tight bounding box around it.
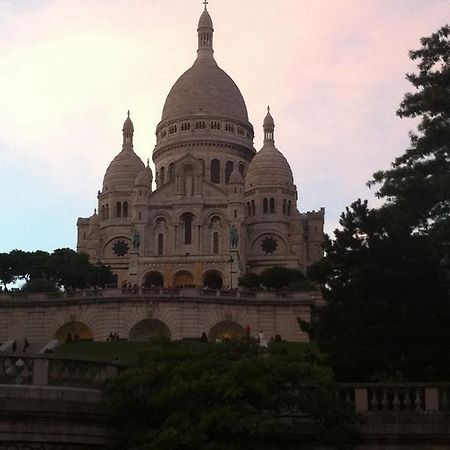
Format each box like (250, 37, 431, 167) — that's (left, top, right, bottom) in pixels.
(0, 354, 119, 389)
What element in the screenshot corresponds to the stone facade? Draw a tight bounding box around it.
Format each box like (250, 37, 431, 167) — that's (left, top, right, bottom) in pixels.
(76, 7, 324, 290)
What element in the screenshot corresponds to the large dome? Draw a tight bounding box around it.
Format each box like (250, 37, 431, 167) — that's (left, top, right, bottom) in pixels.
(161, 58, 249, 123)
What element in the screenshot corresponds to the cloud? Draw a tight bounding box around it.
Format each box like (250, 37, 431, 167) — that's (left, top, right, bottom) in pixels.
(0, 0, 448, 250)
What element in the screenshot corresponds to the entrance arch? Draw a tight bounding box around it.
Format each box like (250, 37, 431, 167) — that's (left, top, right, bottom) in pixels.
(203, 271, 223, 290)
(173, 271, 194, 287)
(144, 271, 164, 287)
(55, 321, 93, 342)
(128, 319, 171, 341)
(209, 320, 245, 341)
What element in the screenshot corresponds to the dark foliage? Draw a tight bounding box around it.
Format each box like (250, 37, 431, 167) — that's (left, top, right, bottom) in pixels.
(308, 26, 450, 382)
(104, 340, 361, 450)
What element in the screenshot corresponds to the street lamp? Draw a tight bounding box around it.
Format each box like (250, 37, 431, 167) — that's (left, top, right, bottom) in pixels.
(229, 256, 234, 289)
(440, 246, 450, 298)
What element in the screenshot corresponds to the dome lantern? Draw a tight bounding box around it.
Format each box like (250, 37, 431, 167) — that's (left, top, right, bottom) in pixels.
(263, 106, 275, 145)
(197, 1, 214, 61)
(122, 110, 134, 150)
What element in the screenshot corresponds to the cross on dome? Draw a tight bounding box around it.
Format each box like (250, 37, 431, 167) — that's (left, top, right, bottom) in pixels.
(203, 0, 208, 11)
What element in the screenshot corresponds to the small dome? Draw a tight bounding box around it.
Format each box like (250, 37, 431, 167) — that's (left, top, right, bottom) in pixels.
(103, 150, 145, 191)
(245, 146, 294, 190)
(198, 9, 213, 29)
(89, 209, 99, 225)
(228, 166, 243, 184)
(135, 164, 153, 187)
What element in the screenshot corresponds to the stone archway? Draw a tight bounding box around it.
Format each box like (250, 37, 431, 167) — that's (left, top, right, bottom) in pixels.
(55, 321, 93, 342)
(209, 320, 245, 341)
(173, 271, 194, 287)
(144, 271, 164, 287)
(128, 319, 171, 341)
(203, 270, 223, 289)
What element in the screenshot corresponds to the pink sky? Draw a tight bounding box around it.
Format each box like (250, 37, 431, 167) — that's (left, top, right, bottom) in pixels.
(0, 0, 448, 251)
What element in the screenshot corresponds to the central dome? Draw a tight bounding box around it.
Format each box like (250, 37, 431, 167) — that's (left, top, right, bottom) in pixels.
(161, 58, 249, 123)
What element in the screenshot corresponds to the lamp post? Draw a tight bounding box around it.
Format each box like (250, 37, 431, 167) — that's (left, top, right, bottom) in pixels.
(229, 256, 234, 289)
(440, 246, 450, 299)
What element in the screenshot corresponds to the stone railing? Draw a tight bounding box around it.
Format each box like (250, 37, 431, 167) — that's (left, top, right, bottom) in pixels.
(0, 354, 119, 389)
(340, 383, 450, 412)
(0, 287, 321, 304)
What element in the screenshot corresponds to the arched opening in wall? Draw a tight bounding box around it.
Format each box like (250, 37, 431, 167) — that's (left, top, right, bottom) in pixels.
(209, 320, 245, 341)
(116, 202, 122, 217)
(157, 233, 164, 256)
(128, 319, 171, 341)
(225, 161, 234, 184)
(144, 271, 164, 287)
(198, 158, 205, 177)
(283, 199, 287, 215)
(269, 198, 275, 214)
(251, 200, 255, 215)
(123, 201, 128, 218)
(160, 166, 165, 185)
(203, 271, 223, 289)
(105, 204, 109, 219)
(239, 162, 245, 177)
(213, 231, 219, 254)
(169, 162, 175, 181)
(173, 271, 194, 287)
(211, 159, 220, 183)
(55, 321, 93, 342)
(263, 198, 268, 214)
(181, 213, 194, 245)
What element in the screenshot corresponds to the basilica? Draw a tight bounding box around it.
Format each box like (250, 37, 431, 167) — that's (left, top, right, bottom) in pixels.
(76, 6, 324, 289)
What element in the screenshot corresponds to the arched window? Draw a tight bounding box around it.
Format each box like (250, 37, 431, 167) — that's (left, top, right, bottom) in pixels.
(123, 201, 128, 218)
(283, 199, 287, 215)
(263, 198, 268, 214)
(158, 233, 164, 256)
(225, 161, 234, 184)
(116, 202, 121, 217)
(251, 200, 255, 216)
(247, 202, 251, 216)
(101, 205, 105, 219)
(239, 163, 245, 177)
(182, 213, 194, 245)
(169, 163, 175, 181)
(288, 200, 292, 215)
(105, 204, 109, 219)
(213, 232, 219, 254)
(160, 166, 165, 185)
(138, 212, 142, 221)
(269, 198, 275, 214)
(211, 159, 220, 183)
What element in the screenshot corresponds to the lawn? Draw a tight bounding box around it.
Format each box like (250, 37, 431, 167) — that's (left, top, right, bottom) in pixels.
(53, 341, 154, 366)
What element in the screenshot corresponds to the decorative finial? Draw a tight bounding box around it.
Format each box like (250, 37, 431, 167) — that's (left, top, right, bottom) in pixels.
(147, 158, 150, 167)
(203, 0, 208, 10)
(267, 105, 270, 113)
(94, 208, 97, 214)
(127, 110, 130, 118)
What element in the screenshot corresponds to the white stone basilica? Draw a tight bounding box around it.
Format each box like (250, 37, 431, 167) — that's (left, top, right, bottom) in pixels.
(77, 6, 324, 290)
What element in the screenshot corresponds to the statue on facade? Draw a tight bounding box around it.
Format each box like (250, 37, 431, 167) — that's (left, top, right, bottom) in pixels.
(229, 224, 239, 249)
(132, 229, 140, 251)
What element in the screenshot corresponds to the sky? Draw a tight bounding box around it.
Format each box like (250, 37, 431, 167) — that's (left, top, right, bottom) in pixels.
(0, 0, 448, 252)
